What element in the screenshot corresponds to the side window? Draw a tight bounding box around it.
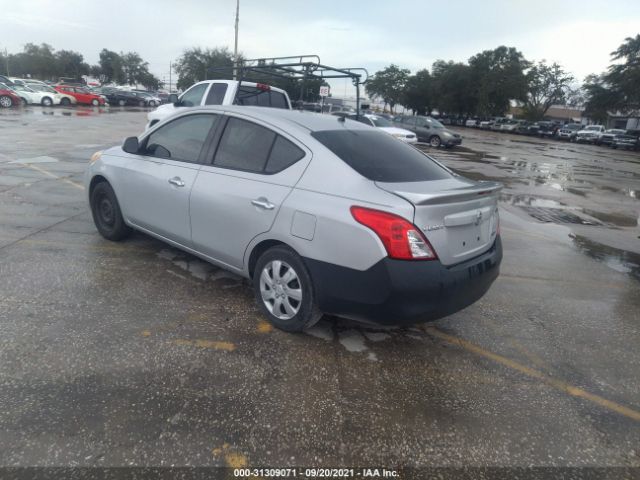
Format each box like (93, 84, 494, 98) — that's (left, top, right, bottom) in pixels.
(205, 83, 228, 105)
(355, 117, 373, 126)
(180, 83, 208, 107)
(143, 114, 219, 163)
(214, 117, 276, 172)
(265, 136, 305, 174)
(271, 92, 287, 108)
(415, 117, 428, 128)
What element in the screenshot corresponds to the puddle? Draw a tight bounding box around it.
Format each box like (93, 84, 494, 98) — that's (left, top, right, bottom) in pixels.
(571, 235, 640, 281)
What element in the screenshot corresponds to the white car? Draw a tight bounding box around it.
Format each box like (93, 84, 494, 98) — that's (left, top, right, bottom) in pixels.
(10, 84, 63, 106)
(576, 125, 605, 144)
(348, 113, 417, 143)
(465, 118, 479, 127)
(146, 80, 292, 129)
(29, 84, 77, 106)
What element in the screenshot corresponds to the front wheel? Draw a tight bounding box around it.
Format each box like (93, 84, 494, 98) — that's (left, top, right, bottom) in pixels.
(61, 98, 71, 106)
(90, 181, 132, 241)
(91, 99, 99, 106)
(253, 246, 322, 332)
(41, 97, 53, 107)
(429, 135, 442, 147)
(0, 95, 13, 108)
(118, 99, 126, 107)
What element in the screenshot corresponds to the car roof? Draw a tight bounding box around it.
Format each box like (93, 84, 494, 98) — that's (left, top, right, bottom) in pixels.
(174, 106, 371, 134)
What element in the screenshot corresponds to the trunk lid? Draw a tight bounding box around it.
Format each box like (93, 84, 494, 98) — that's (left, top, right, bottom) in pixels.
(376, 178, 501, 266)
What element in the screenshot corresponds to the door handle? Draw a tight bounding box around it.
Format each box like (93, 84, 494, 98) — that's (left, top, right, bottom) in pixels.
(251, 198, 275, 210)
(168, 177, 185, 187)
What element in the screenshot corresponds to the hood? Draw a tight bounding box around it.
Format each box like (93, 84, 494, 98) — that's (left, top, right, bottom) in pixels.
(379, 127, 415, 136)
(147, 103, 177, 123)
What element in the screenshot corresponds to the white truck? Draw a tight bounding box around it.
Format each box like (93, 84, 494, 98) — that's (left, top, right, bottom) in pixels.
(146, 80, 292, 129)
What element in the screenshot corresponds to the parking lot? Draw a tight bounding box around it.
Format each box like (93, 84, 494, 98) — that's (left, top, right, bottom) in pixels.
(0, 106, 639, 470)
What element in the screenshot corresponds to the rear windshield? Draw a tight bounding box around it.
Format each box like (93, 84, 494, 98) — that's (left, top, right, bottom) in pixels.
(311, 130, 452, 182)
(235, 87, 288, 108)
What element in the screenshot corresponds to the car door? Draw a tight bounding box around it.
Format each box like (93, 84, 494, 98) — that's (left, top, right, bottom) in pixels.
(114, 112, 221, 246)
(414, 117, 432, 141)
(190, 115, 310, 270)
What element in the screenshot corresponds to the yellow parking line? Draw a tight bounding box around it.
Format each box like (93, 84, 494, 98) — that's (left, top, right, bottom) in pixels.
(22, 163, 85, 190)
(424, 326, 640, 422)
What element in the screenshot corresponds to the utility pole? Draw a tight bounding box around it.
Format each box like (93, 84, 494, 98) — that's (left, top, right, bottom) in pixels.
(233, 0, 239, 80)
(169, 60, 172, 92)
(3, 48, 9, 77)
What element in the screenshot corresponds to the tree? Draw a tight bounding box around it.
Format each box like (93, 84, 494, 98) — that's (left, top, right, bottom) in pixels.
(366, 64, 410, 113)
(605, 34, 640, 111)
(174, 47, 235, 90)
(98, 49, 125, 84)
(522, 61, 574, 120)
(430, 61, 476, 116)
(55, 50, 89, 78)
(402, 69, 433, 115)
(583, 74, 619, 124)
(469, 46, 529, 116)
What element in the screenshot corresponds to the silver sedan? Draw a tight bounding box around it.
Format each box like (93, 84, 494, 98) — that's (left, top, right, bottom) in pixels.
(86, 106, 502, 331)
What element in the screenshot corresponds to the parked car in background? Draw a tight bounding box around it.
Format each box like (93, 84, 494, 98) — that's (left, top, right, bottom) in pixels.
(500, 120, 522, 133)
(515, 121, 533, 135)
(346, 113, 417, 144)
(611, 131, 640, 150)
(557, 123, 582, 141)
(490, 118, 509, 131)
(147, 80, 292, 128)
(596, 128, 627, 146)
(105, 90, 145, 107)
(10, 83, 62, 106)
(86, 106, 501, 331)
(576, 125, 606, 144)
(393, 115, 462, 147)
(55, 85, 106, 106)
(534, 121, 559, 138)
(31, 84, 77, 106)
(0, 75, 13, 86)
(479, 120, 493, 129)
(0, 83, 22, 108)
(131, 91, 162, 107)
(465, 118, 479, 127)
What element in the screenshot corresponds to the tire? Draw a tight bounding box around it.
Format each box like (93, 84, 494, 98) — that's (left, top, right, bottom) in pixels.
(91, 99, 99, 106)
(118, 99, 126, 106)
(60, 98, 71, 106)
(253, 245, 322, 332)
(41, 97, 53, 107)
(0, 95, 13, 108)
(89, 181, 132, 241)
(149, 100, 156, 107)
(20, 97, 28, 106)
(429, 135, 442, 147)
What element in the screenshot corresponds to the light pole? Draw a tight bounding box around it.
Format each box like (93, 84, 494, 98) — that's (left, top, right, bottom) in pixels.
(3, 48, 9, 76)
(169, 60, 172, 92)
(233, 0, 239, 80)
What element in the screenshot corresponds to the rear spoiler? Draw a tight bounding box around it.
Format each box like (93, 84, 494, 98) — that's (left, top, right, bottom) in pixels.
(389, 182, 503, 206)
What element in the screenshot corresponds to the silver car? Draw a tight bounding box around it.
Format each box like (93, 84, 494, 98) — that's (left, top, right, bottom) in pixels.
(85, 106, 502, 331)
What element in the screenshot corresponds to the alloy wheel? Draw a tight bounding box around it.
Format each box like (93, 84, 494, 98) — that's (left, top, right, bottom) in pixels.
(259, 260, 302, 320)
(0, 96, 12, 108)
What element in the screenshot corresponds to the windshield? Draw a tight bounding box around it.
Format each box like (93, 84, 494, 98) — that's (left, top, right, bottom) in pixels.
(369, 116, 393, 127)
(428, 117, 445, 128)
(585, 126, 601, 131)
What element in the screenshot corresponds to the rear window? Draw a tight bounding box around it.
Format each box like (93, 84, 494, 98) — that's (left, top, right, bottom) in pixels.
(311, 130, 452, 182)
(235, 87, 288, 108)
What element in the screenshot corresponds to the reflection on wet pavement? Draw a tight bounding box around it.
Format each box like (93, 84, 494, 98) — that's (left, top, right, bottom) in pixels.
(418, 128, 640, 280)
(571, 234, 640, 281)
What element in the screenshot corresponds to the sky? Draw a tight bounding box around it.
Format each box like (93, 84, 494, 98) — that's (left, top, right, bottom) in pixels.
(1, 0, 640, 96)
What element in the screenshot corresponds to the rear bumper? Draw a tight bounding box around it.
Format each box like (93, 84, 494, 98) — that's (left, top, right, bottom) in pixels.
(304, 237, 502, 325)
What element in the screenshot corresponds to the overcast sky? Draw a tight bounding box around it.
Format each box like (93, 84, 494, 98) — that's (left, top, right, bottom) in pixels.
(2, 0, 640, 95)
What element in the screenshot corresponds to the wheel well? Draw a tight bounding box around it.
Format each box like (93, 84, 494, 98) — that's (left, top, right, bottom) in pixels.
(89, 175, 108, 195)
(247, 240, 287, 279)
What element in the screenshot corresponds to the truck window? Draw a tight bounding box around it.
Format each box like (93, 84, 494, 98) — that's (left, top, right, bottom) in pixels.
(205, 83, 228, 105)
(180, 83, 208, 107)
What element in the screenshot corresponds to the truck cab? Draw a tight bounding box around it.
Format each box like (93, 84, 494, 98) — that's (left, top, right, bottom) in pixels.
(146, 80, 292, 129)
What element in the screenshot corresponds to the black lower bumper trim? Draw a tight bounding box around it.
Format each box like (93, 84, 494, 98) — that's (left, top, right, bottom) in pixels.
(304, 237, 502, 325)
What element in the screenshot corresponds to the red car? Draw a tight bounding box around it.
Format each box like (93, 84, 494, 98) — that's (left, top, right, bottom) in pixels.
(0, 85, 21, 108)
(54, 85, 106, 106)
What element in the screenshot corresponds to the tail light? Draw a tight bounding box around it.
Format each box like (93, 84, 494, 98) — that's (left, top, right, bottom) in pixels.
(350, 206, 437, 261)
(256, 83, 271, 91)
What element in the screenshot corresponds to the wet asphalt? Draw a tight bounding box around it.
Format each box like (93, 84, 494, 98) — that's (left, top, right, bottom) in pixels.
(0, 106, 639, 469)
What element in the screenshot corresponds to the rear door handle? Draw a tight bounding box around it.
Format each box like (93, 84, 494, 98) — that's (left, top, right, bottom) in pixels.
(251, 198, 275, 210)
(168, 176, 185, 187)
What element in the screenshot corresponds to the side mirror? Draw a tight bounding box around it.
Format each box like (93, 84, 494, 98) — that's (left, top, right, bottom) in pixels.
(122, 136, 139, 154)
(168, 93, 179, 105)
